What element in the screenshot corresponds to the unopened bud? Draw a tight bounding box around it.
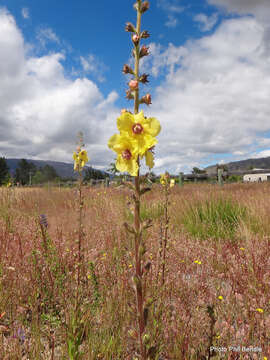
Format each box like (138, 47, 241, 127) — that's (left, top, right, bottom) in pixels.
(139, 45, 150, 58)
(139, 74, 149, 84)
(125, 22, 136, 33)
(141, 30, 150, 39)
(122, 64, 133, 75)
(140, 1, 150, 13)
(129, 79, 139, 90)
(121, 109, 127, 114)
(140, 93, 152, 105)
(125, 89, 134, 100)
(132, 34, 140, 45)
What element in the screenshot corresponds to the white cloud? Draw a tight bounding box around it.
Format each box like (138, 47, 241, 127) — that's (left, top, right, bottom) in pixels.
(80, 54, 108, 82)
(194, 13, 218, 32)
(36, 27, 60, 47)
(157, 0, 184, 28)
(252, 149, 270, 158)
(142, 16, 270, 173)
(0, 9, 118, 169)
(21, 7, 29, 19)
(207, 0, 270, 22)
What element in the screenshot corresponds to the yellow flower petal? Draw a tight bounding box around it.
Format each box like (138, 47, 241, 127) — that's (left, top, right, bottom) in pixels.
(145, 150, 154, 169)
(141, 116, 161, 137)
(116, 156, 138, 176)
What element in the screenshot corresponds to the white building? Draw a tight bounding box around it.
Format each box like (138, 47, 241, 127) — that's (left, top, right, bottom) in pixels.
(243, 173, 270, 182)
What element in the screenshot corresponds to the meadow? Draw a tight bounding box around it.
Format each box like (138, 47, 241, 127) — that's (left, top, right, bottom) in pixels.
(0, 182, 269, 359)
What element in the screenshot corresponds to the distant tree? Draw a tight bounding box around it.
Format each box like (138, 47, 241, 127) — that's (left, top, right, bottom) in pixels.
(0, 157, 10, 185)
(15, 159, 37, 185)
(41, 165, 58, 181)
(192, 167, 206, 174)
(84, 167, 106, 181)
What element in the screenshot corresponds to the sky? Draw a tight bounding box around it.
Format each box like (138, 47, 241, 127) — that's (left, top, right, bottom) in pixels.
(0, 0, 270, 174)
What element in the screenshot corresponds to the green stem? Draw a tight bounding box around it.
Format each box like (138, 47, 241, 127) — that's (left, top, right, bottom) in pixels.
(133, 2, 146, 359)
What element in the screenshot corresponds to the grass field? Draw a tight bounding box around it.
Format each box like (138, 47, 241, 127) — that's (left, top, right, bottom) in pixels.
(0, 182, 269, 359)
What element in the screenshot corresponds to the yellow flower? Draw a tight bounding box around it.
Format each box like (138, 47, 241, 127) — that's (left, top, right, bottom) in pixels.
(218, 296, 223, 300)
(108, 133, 139, 176)
(160, 172, 170, 186)
(240, 247, 245, 251)
(194, 260, 202, 264)
(117, 110, 161, 156)
(256, 308, 264, 313)
(73, 149, 89, 171)
(263, 357, 268, 360)
(170, 179, 175, 187)
(144, 149, 154, 169)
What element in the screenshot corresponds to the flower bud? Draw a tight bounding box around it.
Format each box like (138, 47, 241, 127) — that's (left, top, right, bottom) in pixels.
(122, 64, 133, 75)
(125, 89, 134, 100)
(125, 22, 136, 33)
(140, 1, 150, 13)
(141, 30, 150, 39)
(140, 93, 152, 105)
(129, 79, 139, 90)
(139, 45, 150, 58)
(139, 74, 149, 84)
(121, 109, 127, 114)
(132, 34, 140, 45)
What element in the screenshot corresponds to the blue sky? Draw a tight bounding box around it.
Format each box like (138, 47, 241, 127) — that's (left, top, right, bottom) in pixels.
(0, 0, 270, 174)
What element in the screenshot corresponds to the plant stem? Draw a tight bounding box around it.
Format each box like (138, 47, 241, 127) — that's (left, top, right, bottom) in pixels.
(133, 2, 146, 359)
(76, 171, 83, 310)
(162, 185, 169, 285)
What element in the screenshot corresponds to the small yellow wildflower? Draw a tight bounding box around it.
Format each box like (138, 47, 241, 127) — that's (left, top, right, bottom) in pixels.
(263, 357, 268, 360)
(128, 264, 133, 268)
(218, 296, 224, 300)
(160, 172, 170, 186)
(194, 260, 202, 264)
(256, 308, 264, 313)
(170, 179, 175, 187)
(239, 247, 245, 251)
(215, 334, 221, 339)
(73, 149, 89, 171)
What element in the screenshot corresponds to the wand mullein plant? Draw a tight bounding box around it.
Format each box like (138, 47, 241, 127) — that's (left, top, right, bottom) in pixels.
(108, 1, 161, 359)
(73, 132, 89, 302)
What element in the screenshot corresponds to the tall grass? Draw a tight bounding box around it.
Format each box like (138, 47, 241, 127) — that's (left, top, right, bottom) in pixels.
(0, 184, 269, 359)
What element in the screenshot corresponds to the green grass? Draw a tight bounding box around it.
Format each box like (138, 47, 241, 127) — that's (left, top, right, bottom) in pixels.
(182, 197, 247, 240)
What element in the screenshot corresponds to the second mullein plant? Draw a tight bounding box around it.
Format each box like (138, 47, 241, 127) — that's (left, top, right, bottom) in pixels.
(108, 1, 161, 359)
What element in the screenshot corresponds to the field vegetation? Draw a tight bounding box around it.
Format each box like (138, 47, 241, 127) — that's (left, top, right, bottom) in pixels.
(0, 182, 269, 359)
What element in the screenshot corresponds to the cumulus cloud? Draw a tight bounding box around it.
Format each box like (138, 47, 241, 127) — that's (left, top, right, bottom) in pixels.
(207, 0, 270, 21)
(0, 8, 118, 168)
(21, 7, 29, 19)
(142, 16, 270, 173)
(194, 13, 218, 32)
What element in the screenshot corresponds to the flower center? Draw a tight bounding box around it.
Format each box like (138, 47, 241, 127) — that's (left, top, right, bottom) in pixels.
(122, 149, 132, 160)
(132, 123, 143, 134)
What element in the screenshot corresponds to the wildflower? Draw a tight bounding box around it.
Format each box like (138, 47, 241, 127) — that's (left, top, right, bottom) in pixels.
(139, 45, 150, 58)
(132, 34, 140, 45)
(170, 179, 175, 187)
(108, 133, 139, 176)
(140, 93, 152, 105)
(117, 110, 160, 156)
(139, 73, 149, 84)
(263, 357, 268, 360)
(122, 64, 133, 75)
(218, 296, 224, 300)
(125, 22, 136, 32)
(73, 149, 89, 171)
(143, 149, 154, 169)
(215, 334, 221, 339)
(39, 214, 48, 229)
(256, 308, 264, 313)
(129, 79, 139, 90)
(194, 260, 202, 264)
(129, 264, 133, 268)
(239, 247, 245, 251)
(141, 30, 150, 39)
(160, 172, 170, 186)
(140, 1, 150, 13)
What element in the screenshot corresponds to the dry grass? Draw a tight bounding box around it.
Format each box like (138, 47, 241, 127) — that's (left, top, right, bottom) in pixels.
(0, 183, 269, 359)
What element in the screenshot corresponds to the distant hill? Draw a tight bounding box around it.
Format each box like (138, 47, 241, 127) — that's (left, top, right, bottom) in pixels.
(5, 158, 107, 180)
(205, 156, 270, 176)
